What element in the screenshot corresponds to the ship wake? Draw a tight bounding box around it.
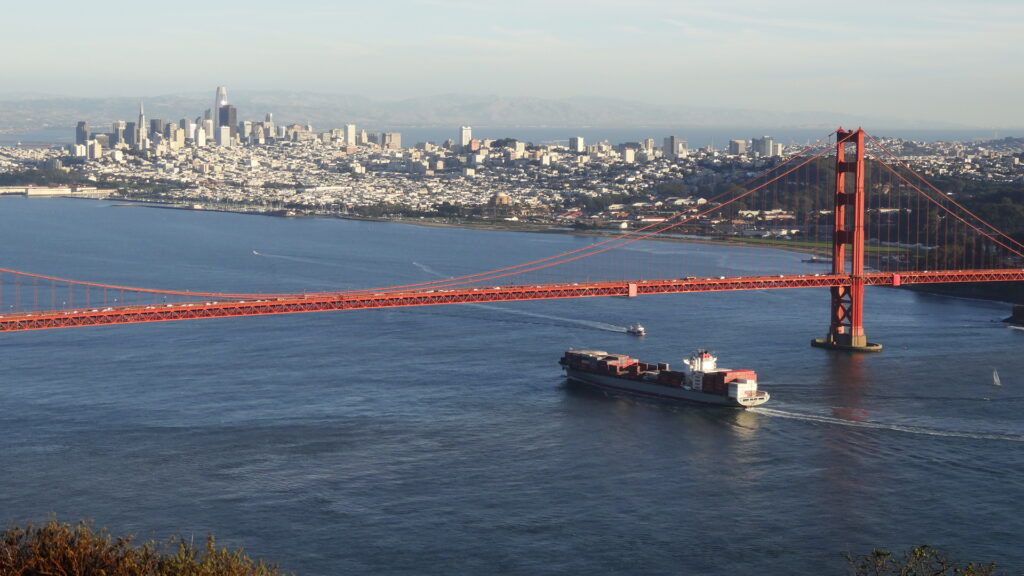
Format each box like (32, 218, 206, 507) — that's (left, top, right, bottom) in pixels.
(468, 303, 625, 332)
(412, 261, 447, 277)
(252, 250, 344, 267)
(750, 407, 1024, 442)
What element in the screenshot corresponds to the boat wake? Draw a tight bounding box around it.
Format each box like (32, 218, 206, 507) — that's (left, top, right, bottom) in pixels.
(252, 250, 342, 267)
(749, 406, 1024, 442)
(468, 303, 626, 332)
(412, 261, 448, 278)
(1008, 325, 1024, 332)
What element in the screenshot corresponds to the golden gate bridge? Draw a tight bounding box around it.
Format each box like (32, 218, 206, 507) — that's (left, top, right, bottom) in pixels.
(2, 129, 1022, 351)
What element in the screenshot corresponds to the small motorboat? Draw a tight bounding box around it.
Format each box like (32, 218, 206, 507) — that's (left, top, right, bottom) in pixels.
(802, 255, 832, 264)
(626, 323, 646, 336)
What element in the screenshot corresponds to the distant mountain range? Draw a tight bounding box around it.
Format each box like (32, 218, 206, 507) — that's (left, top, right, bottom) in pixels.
(0, 92, 967, 134)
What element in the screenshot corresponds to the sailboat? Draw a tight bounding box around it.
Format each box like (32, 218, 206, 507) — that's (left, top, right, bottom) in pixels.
(993, 369, 1002, 386)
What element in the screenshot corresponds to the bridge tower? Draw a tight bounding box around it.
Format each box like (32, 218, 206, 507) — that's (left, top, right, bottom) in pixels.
(812, 128, 883, 352)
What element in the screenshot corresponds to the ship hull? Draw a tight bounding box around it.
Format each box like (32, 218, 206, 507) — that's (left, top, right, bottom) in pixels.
(564, 368, 756, 407)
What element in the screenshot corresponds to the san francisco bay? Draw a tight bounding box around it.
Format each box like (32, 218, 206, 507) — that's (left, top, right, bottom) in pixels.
(1, 197, 1022, 574)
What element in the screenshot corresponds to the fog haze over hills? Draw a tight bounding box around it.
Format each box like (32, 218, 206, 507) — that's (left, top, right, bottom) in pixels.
(0, 92, 967, 135)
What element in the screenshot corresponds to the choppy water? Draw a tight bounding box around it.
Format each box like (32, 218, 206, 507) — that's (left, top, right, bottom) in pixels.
(1, 197, 1022, 575)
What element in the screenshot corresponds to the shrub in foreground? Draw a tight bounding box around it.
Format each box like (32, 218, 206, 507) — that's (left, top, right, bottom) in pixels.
(846, 545, 1002, 576)
(0, 519, 291, 576)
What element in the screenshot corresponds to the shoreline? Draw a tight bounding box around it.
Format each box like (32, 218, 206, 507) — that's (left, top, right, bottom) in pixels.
(103, 195, 840, 254)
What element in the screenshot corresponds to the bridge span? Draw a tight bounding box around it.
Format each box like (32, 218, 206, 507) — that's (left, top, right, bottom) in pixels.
(3, 269, 1021, 333)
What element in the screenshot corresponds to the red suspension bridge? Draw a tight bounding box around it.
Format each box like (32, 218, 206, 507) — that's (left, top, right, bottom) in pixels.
(2, 128, 1023, 350)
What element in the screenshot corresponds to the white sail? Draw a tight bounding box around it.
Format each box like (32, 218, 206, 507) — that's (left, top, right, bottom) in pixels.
(993, 369, 1001, 386)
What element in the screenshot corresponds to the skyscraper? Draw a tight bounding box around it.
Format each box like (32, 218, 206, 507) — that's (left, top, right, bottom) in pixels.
(569, 136, 585, 153)
(751, 135, 774, 157)
(218, 104, 238, 141)
(663, 135, 687, 159)
(218, 126, 232, 147)
(166, 123, 183, 149)
(125, 122, 138, 147)
(111, 121, 126, 146)
(345, 124, 356, 146)
(459, 126, 472, 150)
(179, 118, 195, 140)
(75, 121, 90, 145)
(213, 86, 228, 133)
(137, 101, 148, 149)
(381, 132, 402, 150)
(261, 113, 274, 142)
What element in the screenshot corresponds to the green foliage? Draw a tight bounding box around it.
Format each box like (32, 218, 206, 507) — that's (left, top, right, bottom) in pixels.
(348, 201, 433, 218)
(931, 178, 1024, 242)
(966, 197, 1024, 243)
(0, 168, 92, 187)
(845, 545, 1001, 576)
(490, 137, 518, 148)
(933, 177, 1024, 204)
(0, 519, 291, 576)
(434, 200, 463, 217)
(573, 191, 637, 213)
(653, 180, 688, 197)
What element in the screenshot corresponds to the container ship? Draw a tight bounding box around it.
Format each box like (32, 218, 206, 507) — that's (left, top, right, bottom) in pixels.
(559, 348, 769, 407)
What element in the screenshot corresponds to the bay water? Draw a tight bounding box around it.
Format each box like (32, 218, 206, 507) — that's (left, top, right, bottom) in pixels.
(1, 197, 1022, 574)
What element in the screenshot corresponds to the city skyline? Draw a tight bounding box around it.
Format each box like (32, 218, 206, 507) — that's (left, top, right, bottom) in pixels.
(2, 0, 1023, 129)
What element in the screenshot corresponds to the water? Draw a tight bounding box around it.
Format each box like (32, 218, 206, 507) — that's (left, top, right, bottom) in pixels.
(1, 197, 1022, 575)
(0, 127, 73, 146)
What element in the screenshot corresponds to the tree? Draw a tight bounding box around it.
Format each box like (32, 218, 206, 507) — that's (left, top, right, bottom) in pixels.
(434, 201, 463, 217)
(653, 180, 688, 197)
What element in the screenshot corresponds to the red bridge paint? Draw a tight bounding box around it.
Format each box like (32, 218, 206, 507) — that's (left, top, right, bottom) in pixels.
(2, 270, 1021, 333)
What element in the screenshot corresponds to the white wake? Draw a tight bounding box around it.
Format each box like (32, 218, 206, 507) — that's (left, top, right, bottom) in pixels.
(750, 406, 1024, 442)
(468, 302, 627, 332)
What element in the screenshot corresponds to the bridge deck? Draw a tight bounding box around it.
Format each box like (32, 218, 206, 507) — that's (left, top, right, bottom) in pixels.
(2, 269, 1021, 332)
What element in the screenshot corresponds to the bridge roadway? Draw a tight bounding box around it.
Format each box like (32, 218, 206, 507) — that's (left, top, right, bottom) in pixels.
(2, 269, 1022, 332)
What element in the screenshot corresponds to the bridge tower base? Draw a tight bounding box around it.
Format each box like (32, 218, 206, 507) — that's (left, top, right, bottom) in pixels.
(811, 336, 882, 352)
(812, 128, 883, 353)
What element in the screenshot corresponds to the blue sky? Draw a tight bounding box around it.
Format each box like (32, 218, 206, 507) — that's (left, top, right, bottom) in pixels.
(3, 0, 1022, 127)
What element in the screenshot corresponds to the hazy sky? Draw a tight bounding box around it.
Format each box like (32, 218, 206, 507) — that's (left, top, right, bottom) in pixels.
(3, 0, 1022, 127)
